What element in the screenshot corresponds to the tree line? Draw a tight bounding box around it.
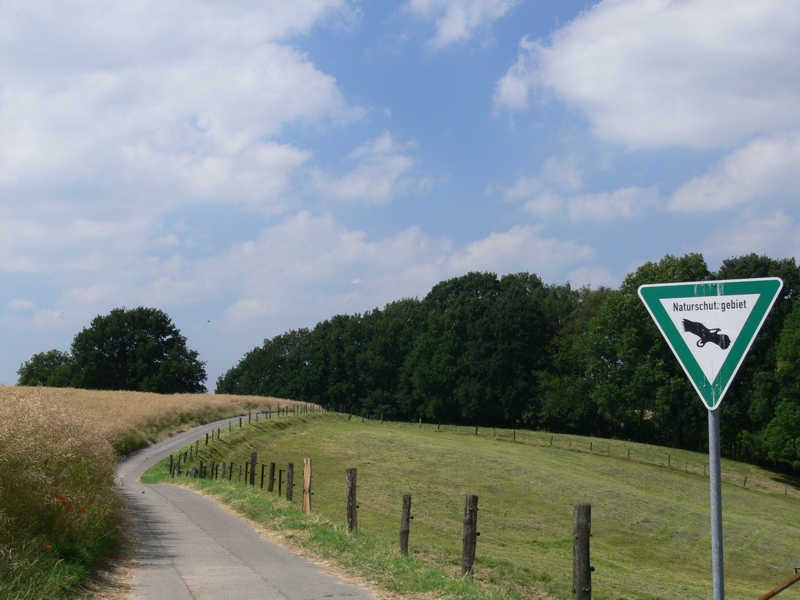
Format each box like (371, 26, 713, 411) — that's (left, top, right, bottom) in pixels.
(216, 253, 800, 471)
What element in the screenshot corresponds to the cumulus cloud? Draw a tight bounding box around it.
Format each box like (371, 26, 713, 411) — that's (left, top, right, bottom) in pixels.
(494, 0, 800, 149)
(568, 187, 658, 222)
(0, 1, 359, 220)
(6, 299, 36, 312)
(700, 211, 800, 262)
(406, 0, 520, 48)
(314, 132, 420, 204)
(669, 134, 800, 211)
(447, 225, 593, 279)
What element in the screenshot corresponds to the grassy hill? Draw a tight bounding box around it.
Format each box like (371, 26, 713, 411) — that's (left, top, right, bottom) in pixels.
(143, 412, 800, 600)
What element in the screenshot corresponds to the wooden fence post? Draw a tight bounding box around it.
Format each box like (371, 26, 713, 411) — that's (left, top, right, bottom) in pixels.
(209, 460, 215, 479)
(248, 411, 251, 424)
(206, 432, 209, 446)
(199, 459, 205, 479)
(169, 454, 174, 474)
(260, 464, 266, 489)
(287, 463, 294, 501)
(303, 458, 312, 513)
(245, 462, 249, 484)
(195, 440, 199, 456)
(346, 468, 358, 531)
(399, 493, 412, 556)
(238, 464, 242, 483)
(461, 494, 479, 577)
(250, 451, 257, 486)
(229, 462, 234, 481)
(239, 416, 242, 428)
(573, 503, 592, 600)
(268, 462, 276, 492)
(278, 469, 283, 496)
(221, 461, 227, 480)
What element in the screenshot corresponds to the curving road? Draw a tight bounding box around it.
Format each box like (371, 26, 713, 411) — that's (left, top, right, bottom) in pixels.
(117, 419, 376, 600)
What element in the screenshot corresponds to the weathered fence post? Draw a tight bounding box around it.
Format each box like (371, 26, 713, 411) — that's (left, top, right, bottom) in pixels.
(229, 462, 234, 481)
(278, 469, 283, 496)
(221, 461, 227, 480)
(461, 494, 479, 577)
(199, 459, 205, 479)
(287, 463, 294, 501)
(268, 463, 276, 492)
(245, 462, 249, 484)
(346, 468, 358, 531)
(206, 432, 209, 446)
(238, 464, 242, 483)
(399, 493, 412, 555)
(209, 460, 215, 479)
(303, 458, 312, 513)
(261, 464, 266, 489)
(169, 454, 174, 474)
(248, 411, 251, 424)
(573, 503, 592, 600)
(250, 451, 257, 486)
(195, 440, 199, 456)
(239, 416, 242, 428)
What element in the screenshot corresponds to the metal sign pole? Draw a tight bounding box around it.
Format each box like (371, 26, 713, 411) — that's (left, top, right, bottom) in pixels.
(708, 407, 724, 600)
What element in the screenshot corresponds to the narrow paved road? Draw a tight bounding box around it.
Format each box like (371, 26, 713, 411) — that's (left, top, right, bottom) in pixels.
(117, 419, 377, 600)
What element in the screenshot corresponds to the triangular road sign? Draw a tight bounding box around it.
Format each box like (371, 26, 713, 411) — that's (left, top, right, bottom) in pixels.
(638, 278, 783, 410)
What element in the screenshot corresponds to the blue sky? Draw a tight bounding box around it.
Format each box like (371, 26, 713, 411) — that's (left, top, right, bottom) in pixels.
(2, 0, 799, 388)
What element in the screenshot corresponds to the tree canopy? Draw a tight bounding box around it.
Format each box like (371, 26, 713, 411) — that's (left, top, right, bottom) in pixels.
(18, 307, 207, 394)
(217, 253, 800, 472)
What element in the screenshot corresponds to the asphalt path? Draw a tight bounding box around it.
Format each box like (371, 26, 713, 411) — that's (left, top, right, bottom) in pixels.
(117, 419, 377, 600)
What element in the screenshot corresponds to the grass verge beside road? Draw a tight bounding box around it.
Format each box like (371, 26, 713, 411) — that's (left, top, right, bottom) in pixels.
(145, 412, 800, 600)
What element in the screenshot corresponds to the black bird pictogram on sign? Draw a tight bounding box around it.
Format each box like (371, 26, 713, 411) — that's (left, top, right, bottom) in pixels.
(682, 319, 731, 350)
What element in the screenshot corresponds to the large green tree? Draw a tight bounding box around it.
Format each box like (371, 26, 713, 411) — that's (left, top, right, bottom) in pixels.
(68, 307, 207, 393)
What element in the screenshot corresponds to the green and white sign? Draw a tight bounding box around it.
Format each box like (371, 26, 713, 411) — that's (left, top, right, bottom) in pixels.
(638, 278, 783, 410)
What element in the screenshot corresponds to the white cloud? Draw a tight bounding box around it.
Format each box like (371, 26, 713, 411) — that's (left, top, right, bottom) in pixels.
(6, 299, 36, 312)
(406, 0, 520, 48)
(314, 132, 421, 204)
(523, 191, 564, 220)
(566, 266, 618, 289)
(669, 134, 800, 211)
(0, 2, 360, 221)
(568, 187, 658, 222)
(495, 0, 800, 149)
(447, 225, 593, 280)
(700, 211, 800, 263)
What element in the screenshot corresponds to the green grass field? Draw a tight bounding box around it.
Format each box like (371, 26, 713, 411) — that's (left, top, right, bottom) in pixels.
(145, 412, 800, 600)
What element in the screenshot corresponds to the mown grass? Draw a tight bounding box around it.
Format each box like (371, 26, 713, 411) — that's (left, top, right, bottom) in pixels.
(0, 385, 302, 598)
(145, 412, 800, 600)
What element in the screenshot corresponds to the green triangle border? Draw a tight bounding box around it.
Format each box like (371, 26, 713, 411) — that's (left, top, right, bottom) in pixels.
(638, 278, 783, 410)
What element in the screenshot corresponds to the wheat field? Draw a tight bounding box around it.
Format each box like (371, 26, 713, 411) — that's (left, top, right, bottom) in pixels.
(0, 385, 303, 455)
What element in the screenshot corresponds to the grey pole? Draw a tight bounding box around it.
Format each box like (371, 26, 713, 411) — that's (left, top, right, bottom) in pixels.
(708, 407, 724, 600)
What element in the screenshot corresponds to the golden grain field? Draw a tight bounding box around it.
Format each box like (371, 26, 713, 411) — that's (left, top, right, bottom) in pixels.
(0, 385, 302, 455)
